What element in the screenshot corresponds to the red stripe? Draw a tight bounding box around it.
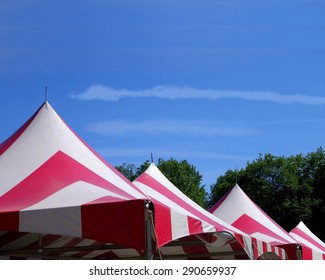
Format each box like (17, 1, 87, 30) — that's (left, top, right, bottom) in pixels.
(232, 214, 292, 245)
(0, 151, 137, 212)
(0, 104, 41, 156)
(82, 199, 146, 250)
(153, 203, 172, 248)
(278, 243, 298, 260)
(301, 245, 313, 260)
(262, 241, 268, 254)
(187, 216, 203, 235)
(136, 173, 229, 231)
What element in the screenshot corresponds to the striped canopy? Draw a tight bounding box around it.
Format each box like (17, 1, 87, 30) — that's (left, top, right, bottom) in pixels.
(134, 164, 286, 260)
(289, 221, 325, 260)
(209, 184, 325, 259)
(0, 102, 285, 260)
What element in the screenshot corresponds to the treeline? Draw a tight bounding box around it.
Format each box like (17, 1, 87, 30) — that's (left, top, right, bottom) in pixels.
(116, 147, 325, 241)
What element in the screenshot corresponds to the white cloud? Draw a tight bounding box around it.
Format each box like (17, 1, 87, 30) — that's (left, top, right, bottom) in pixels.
(71, 84, 325, 105)
(97, 147, 251, 162)
(85, 119, 256, 137)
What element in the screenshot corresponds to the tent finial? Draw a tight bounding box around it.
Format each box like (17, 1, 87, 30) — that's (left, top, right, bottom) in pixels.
(150, 153, 154, 163)
(45, 86, 48, 102)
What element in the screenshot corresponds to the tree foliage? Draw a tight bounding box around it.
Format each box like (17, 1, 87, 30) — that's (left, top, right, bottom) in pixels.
(116, 147, 325, 241)
(208, 147, 325, 241)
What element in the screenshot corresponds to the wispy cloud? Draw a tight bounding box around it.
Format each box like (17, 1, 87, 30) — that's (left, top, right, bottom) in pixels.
(85, 119, 256, 137)
(97, 147, 251, 162)
(71, 84, 325, 105)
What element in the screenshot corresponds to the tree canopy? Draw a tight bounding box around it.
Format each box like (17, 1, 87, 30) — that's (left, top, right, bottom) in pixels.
(208, 147, 325, 241)
(116, 147, 325, 241)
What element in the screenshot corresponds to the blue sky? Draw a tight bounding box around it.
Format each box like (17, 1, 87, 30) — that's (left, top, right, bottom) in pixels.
(1, 0, 325, 190)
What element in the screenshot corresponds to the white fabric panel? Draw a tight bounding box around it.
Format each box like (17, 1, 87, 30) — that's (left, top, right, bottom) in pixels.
(23, 181, 128, 210)
(171, 209, 190, 240)
(20, 206, 81, 238)
(242, 235, 254, 259)
(312, 250, 323, 260)
(201, 220, 217, 233)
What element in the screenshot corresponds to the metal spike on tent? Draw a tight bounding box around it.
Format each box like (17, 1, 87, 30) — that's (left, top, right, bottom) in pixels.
(150, 153, 154, 163)
(45, 86, 48, 102)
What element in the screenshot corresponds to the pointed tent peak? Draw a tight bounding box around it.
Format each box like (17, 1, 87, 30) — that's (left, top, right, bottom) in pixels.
(296, 221, 308, 229)
(142, 162, 159, 176)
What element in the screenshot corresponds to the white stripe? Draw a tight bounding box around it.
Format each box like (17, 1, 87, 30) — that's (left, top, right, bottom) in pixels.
(171, 209, 190, 240)
(312, 250, 323, 260)
(20, 206, 81, 238)
(243, 236, 254, 259)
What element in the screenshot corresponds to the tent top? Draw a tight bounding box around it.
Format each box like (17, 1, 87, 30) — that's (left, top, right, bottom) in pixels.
(209, 184, 296, 245)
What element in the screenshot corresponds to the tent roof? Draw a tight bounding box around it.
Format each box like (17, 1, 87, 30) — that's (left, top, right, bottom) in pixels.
(0, 102, 286, 260)
(209, 184, 296, 245)
(0, 102, 149, 253)
(133, 164, 286, 260)
(290, 221, 325, 260)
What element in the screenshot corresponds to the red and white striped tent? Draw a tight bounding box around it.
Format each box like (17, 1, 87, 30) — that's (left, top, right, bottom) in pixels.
(289, 221, 325, 260)
(0, 101, 153, 259)
(0, 101, 286, 260)
(208, 184, 300, 259)
(133, 164, 286, 260)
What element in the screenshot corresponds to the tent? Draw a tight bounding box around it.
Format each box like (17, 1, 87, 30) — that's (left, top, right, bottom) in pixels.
(289, 221, 325, 260)
(133, 164, 286, 260)
(208, 184, 299, 259)
(0, 101, 153, 259)
(0, 101, 285, 260)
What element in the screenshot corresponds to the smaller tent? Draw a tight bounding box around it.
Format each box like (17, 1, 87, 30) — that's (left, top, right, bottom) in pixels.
(289, 221, 325, 260)
(133, 164, 286, 260)
(209, 184, 299, 259)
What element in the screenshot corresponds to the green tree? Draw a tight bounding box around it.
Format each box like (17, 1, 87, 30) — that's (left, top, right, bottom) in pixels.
(208, 152, 320, 234)
(156, 158, 207, 208)
(303, 147, 325, 241)
(115, 163, 138, 182)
